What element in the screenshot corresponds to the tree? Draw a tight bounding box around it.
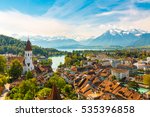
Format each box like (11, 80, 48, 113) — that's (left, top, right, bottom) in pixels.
(65, 57, 71, 67)
(9, 59, 23, 81)
(0, 55, 6, 73)
(62, 84, 78, 100)
(127, 81, 139, 91)
(45, 73, 78, 100)
(25, 71, 33, 80)
(37, 88, 51, 99)
(58, 62, 64, 68)
(46, 74, 66, 90)
(9, 78, 38, 100)
(40, 58, 52, 66)
(0, 74, 7, 86)
(62, 84, 72, 94)
(143, 74, 150, 88)
(57, 78, 66, 89)
(24, 90, 34, 100)
(64, 53, 87, 67)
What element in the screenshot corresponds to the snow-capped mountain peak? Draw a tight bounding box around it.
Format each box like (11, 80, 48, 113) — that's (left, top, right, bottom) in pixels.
(108, 28, 122, 35)
(128, 29, 147, 36)
(107, 28, 147, 36)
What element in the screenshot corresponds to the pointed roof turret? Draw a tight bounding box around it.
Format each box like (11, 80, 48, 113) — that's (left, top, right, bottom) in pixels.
(47, 84, 61, 100)
(25, 38, 32, 51)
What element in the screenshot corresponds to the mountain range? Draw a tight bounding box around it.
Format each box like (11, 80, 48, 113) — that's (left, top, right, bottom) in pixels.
(12, 29, 150, 49)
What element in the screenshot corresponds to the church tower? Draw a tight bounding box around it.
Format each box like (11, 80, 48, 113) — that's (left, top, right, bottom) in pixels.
(24, 39, 34, 73)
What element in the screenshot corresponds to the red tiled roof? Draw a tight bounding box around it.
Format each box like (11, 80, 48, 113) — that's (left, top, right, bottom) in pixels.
(88, 92, 104, 99)
(117, 64, 137, 69)
(99, 93, 112, 100)
(128, 92, 142, 100)
(111, 68, 128, 73)
(80, 84, 91, 94)
(83, 89, 93, 97)
(7, 56, 24, 66)
(71, 66, 77, 71)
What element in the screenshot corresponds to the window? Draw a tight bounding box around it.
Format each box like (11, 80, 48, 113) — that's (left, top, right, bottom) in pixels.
(27, 63, 30, 67)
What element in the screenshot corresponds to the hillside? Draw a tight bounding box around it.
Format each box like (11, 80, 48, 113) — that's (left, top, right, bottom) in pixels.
(132, 33, 150, 47)
(0, 35, 64, 57)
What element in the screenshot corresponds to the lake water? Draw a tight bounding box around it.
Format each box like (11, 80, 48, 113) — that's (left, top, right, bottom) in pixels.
(49, 55, 65, 71)
(58, 49, 107, 52)
(138, 87, 149, 94)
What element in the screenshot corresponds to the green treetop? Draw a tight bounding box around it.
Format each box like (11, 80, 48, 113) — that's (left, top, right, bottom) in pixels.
(0, 55, 6, 73)
(9, 59, 23, 81)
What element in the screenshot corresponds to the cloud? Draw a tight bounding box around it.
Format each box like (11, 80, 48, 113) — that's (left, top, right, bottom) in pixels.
(0, 10, 72, 36)
(135, 0, 150, 3)
(0, 0, 150, 41)
(0, 10, 110, 40)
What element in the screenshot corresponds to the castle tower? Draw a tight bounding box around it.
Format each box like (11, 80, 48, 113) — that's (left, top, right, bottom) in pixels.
(24, 39, 34, 73)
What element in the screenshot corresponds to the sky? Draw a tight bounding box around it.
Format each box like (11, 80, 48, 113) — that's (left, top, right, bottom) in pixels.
(0, 0, 150, 40)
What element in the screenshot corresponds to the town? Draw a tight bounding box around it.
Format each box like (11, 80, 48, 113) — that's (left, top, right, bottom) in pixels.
(0, 40, 150, 100)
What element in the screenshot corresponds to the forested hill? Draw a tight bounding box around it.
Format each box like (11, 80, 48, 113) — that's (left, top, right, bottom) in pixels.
(0, 35, 64, 57)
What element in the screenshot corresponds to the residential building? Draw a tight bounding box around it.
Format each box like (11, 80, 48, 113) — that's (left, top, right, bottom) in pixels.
(117, 64, 137, 75)
(147, 57, 150, 63)
(101, 60, 111, 67)
(110, 59, 121, 68)
(111, 68, 129, 79)
(134, 61, 150, 71)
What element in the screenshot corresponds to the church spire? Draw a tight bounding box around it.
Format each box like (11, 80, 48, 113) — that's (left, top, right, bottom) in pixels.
(24, 37, 34, 73)
(47, 84, 61, 100)
(25, 38, 32, 51)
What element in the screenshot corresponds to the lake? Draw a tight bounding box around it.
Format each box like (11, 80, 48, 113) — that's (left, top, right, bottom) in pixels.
(49, 55, 65, 71)
(58, 48, 108, 52)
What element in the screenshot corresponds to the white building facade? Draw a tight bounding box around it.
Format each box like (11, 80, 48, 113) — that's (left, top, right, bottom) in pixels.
(111, 68, 129, 80)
